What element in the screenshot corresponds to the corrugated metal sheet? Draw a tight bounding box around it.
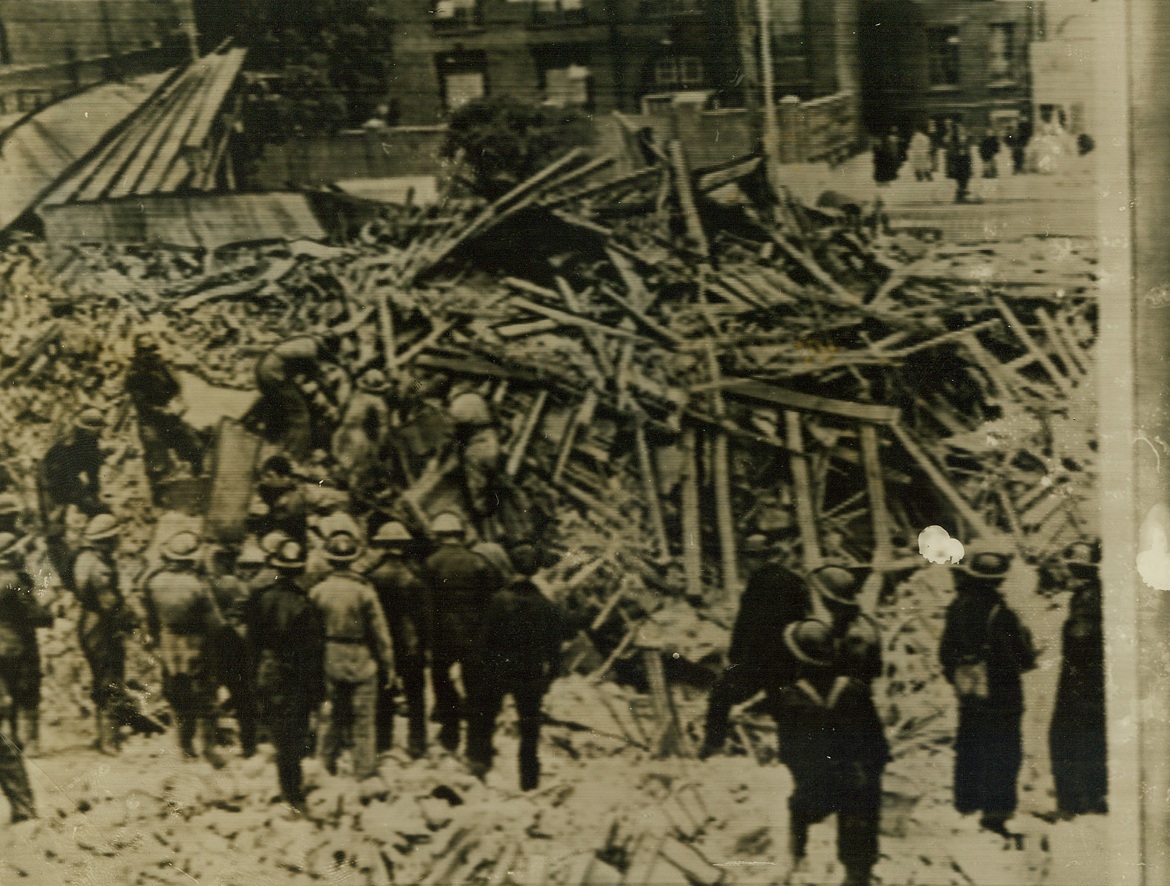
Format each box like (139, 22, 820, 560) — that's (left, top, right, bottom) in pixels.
(38, 193, 326, 250)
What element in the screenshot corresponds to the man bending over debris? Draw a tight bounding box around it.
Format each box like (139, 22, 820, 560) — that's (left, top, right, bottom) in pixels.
(447, 383, 502, 520)
(38, 408, 108, 580)
(466, 544, 565, 790)
(775, 619, 889, 886)
(699, 534, 811, 758)
(246, 334, 344, 461)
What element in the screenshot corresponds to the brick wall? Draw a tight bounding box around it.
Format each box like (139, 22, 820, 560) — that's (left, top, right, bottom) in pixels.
(251, 127, 449, 190)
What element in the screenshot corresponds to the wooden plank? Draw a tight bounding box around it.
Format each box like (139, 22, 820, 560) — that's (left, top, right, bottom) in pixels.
(786, 411, 822, 571)
(551, 391, 597, 486)
(991, 295, 1074, 396)
(204, 419, 262, 543)
(588, 626, 638, 682)
(507, 295, 652, 343)
(699, 377, 901, 424)
(860, 423, 892, 565)
(890, 423, 997, 538)
(594, 283, 684, 345)
(1036, 307, 1085, 379)
(555, 276, 615, 377)
(659, 838, 724, 886)
(494, 318, 559, 339)
(376, 287, 399, 378)
(680, 426, 704, 599)
(634, 421, 670, 562)
(667, 140, 709, 257)
(505, 390, 548, 478)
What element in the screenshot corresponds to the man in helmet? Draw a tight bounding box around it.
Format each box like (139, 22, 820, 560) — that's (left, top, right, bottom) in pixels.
(142, 531, 226, 768)
(208, 540, 264, 758)
(1048, 539, 1106, 818)
(939, 538, 1037, 837)
(331, 369, 392, 497)
(246, 540, 326, 815)
(73, 514, 135, 754)
(125, 332, 205, 503)
(424, 511, 497, 752)
(447, 383, 501, 520)
(366, 520, 428, 757)
(774, 618, 890, 886)
(808, 565, 882, 685)
(254, 456, 308, 546)
(0, 534, 52, 762)
(0, 534, 37, 822)
(309, 531, 394, 781)
(699, 533, 812, 758)
(38, 408, 109, 579)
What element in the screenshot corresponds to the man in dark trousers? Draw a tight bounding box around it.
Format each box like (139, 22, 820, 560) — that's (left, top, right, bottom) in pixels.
(808, 565, 882, 685)
(447, 384, 502, 520)
(0, 546, 36, 821)
(775, 619, 889, 886)
(246, 334, 343, 460)
(1048, 539, 1107, 817)
(466, 544, 565, 790)
(366, 520, 429, 758)
(143, 531, 226, 768)
(0, 533, 51, 771)
(124, 332, 205, 502)
(699, 534, 811, 758)
(72, 514, 138, 754)
(208, 539, 263, 758)
(939, 539, 1037, 836)
(246, 540, 326, 815)
(424, 511, 498, 753)
(38, 408, 108, 579)
(309, 531, 395, 782)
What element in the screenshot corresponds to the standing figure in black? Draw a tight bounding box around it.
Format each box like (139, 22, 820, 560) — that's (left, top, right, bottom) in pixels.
(939, 539, 1037, 836)
(38, 408, 107, 580)
(808, 565, 882, 685)
(1048, 540, 1107, 817)
(948, 124, 974, 203)
(0, 518, 52, 757)
(699, 535, 811, 758)
(466, 544, 565, 790)
(0, 534, 39, 822)
(246, 540, 326, 815)
(208, 540, 264, 758)
(124, 332, 205, 503)
(775, 619, 890, 886)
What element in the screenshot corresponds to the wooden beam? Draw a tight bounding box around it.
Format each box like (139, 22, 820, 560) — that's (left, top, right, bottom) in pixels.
(552, 391, 596, 486)
(991, 295, 1074, 396)
(635, 421, 670, 562)
(667, 140, 709, 257)
(699, 377, 900, 425)
(680, 426, 704, 599)
(859, 423, 892, 566)
(786, 411, 822, 571)
(1036, 307, 1086, 379)
(890, 423, 997, 538)
(504, 390, 548, 478)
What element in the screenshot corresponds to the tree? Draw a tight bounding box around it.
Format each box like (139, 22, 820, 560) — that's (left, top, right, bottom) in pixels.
(442, 97, 596, 200)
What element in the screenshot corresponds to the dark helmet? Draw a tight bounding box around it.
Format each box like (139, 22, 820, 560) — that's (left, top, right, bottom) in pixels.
(783, 619, 834, 668)
(508, 544, 540, 578)
(959, 538, 1014, 581)
(323, 531, 362, 564)
(809, 565, 862, 607)
(270, 540, 307, 571)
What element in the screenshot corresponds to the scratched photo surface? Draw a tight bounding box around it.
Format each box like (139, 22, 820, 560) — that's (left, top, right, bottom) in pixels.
(0, 0, 1117, 884)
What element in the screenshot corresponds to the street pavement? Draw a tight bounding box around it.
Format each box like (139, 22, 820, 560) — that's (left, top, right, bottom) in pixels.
(778, 149, 1099, 240)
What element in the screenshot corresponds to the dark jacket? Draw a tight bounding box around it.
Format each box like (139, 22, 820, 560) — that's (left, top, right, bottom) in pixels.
(1052, 577, 1104, 725)
(125, 352, 181, 413)
(477, 578, 566, 683)
(939, 585, 1036, 715)
(40, 433, 104, 514)
(729, 560, 811, 678)
(246, 575, 326, 714)
(367, 554, 428, 657)
(425, 543, 498, 653)
(257, 481, 307, 544)
(830, 610, 882, 685)
(0, 567, 52, 661)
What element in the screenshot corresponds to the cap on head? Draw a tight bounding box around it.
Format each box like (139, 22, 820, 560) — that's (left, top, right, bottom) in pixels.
(959, 538, 1014, 581)
(0, 494, 21, 517)
(134, 332, 160, 352)
(430, 511, 464, 538)
(809, 565, 862, 607)
(372, 521, 412, 545)
(741, 534, 771, 556)
(357, 369, 390, 394)
(161, 530, 201, 562)
(783, 619, 834, 668)
(260, 530, 292, 555)
(237, 539, 267, 566)
(270, 540, 307, 571)
(508, 544, 540, 578)
(84, 513, 121, 543)
(473, 542, 512, 579)
(324, 531, 362, 564)
(75, 408, 106, 433)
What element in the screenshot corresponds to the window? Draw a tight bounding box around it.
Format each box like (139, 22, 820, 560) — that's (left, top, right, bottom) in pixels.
(437, 51, 488, 112)
(434, 0, 480, 26)
(928, 27, 961, 86)
(988, 23, 1016, 81)
(544, 64, 591, 107)
(654, 55, 704, 89)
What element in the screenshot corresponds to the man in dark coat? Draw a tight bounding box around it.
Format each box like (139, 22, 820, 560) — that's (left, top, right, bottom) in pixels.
(255, 456, 308, 545)
(207, 539, 264, 758)
(424, 511, 500, 753)
(466, 544, 565, 790)
(366, 520, 430, 757)
(1048, 540, 1107, 817)
(124, 332, 205, 501)
(0, 545, 36, 821)
(699, 535, 811, 758)
(775, 619, 890, 886)
(0, 528, 52, 757)
(246, 335, 344, 460)
(939, 539, 1037, 835)
(38, 408, 108, 579)
(246, 540, 326, 815)
(948, 126, 974, 203)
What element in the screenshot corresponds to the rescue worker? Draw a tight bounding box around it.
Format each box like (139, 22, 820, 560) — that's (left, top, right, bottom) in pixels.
(466, 544, 565, 790)
(38, 408, 108, 579)
(124, 332, 205, 502)
(73, 514, 135, 754)
(699, 534, 811, 758)
(309, 531, 395, 781)
(366, 520, 429, 758)
(246, 334, 343, 460)
(331, 369, 392, 497)
(1048, 539, 1107, 817)
(775, 619, 889, 886)
(808, 565, 882, 685)
(0, 542, 35, 821)
(246, 540, 326, 815)
(142, 531, 226, 768)
(939, 539, 1037, 836)
(255, 456, 308, 545)
(447, 384, 501, 519)
(209, 540, 264, 757)
(424, 511, 497, 753)
(0, 534, 52, 759)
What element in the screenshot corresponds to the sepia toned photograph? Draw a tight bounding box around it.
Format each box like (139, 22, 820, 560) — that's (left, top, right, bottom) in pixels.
(0, 0, 1135, 883)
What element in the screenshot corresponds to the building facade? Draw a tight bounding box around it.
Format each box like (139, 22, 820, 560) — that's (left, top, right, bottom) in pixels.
(859, 0, 1035, 135)
(385, 0, 857, 126)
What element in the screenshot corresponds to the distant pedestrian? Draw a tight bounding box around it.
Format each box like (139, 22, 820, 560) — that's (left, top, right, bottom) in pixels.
(1048, 540, 1107, 817)
(907, 129, 933, 182)
(979, 130, 1000, 178)
(948, 126, 974, 203)
(939, 539, 1037, 836)
(926, 119, 944, 174)
(775, 619, 889, 886)
(466, 544, 566, 790)
(247, 540, 326, 815)
(310, 531, 395, 782)
(871, 128, 902, 187)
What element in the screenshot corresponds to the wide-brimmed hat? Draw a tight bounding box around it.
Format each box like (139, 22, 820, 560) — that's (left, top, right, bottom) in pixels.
(783, 619, 834, 668)
(430, 511, 464, 537)
(84, 514, 121, 542)
(808, 564, 863, 607)
(270, 540, 307, 571)
(357, 369, 390, 394)
(324, 531, 362, 564)
(75, 408, 106, 433)
(958, 538, 1013, 580)
(372, 521, 412, 544)
(237, 539, 267, 566)
(161, 531, 201, 562)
